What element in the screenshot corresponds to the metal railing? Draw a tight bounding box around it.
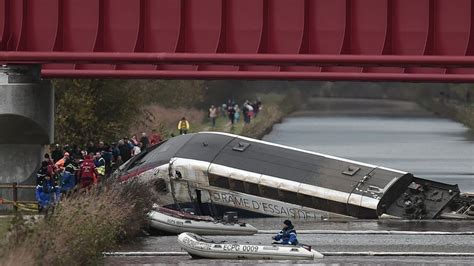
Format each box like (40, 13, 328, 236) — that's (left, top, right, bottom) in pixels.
(0, 182, 37, 212)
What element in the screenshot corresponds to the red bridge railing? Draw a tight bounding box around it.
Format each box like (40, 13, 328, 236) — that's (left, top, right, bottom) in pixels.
(2, 0, 474, 82)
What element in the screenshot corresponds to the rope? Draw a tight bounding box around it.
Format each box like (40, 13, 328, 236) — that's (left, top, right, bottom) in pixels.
(0, 198, 38, 211)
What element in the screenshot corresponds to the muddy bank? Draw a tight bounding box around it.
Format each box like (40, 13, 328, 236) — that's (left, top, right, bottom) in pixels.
(418, 98, 474, 131)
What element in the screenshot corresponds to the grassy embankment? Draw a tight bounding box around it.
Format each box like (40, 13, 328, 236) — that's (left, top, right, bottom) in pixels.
(418, 98, 474, 130)
(416, 85, 474, 130)
(189, 91, 302, 139)
(0, 181, 157, 266)
(0, 216, 11, 241)
(132, 91, 302, 140)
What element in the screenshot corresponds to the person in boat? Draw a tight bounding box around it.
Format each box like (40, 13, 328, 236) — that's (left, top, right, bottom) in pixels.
(272, 220, 299, 245)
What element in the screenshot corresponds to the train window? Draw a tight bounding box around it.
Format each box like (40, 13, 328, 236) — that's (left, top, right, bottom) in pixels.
(278, 190, 299, 205)
(297, 194, 314, 209)
(244, 182, 260, 196)
(208, 174, 230, 189)
(259, 185, 279, 200)
(229, 179, 245, 193)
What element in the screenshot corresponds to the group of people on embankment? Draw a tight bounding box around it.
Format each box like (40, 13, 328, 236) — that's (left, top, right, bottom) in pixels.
(35, 132, 162, 212)
(208, 98, 262, 127)
(33, 97, 264, 211)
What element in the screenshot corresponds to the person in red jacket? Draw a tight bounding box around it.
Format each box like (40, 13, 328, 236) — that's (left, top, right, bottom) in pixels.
(150, 129, 162, 145)
(78, 154, 98, 189)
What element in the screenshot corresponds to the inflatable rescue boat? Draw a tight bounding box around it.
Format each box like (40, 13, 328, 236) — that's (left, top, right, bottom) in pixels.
(148, 207, 258, 235)
(177, 232, 324, 260)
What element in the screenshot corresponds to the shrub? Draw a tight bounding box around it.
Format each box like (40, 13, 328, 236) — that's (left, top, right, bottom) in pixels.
(1, 180, 157, 266)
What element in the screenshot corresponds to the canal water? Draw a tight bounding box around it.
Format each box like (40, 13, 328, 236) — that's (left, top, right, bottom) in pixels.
(107, 98, 474, 265)
(264, 98, 474, 192)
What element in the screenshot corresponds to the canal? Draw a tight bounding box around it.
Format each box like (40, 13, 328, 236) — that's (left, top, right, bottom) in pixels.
(106, 98, 474, 265)
(264, 98, 474, 192)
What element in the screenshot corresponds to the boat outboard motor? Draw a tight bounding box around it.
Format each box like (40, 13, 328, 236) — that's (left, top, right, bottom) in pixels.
(223, 211, 239, 223)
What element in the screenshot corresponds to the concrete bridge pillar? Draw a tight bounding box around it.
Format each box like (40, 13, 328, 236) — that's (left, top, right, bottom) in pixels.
(0, 65, 53, 204)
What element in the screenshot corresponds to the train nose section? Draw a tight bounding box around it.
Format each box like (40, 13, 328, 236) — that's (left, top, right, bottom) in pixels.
(378, 175, 462, 219)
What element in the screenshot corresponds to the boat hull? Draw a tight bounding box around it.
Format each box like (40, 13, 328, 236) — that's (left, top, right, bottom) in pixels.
(177, 232, 324, 260)
(148, 210, 258, 235)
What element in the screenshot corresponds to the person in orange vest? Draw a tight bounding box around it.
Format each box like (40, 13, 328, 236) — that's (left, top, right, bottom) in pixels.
(55, 152, 70, 172)
(78, 154, 98, 189)
(177, 117, 190, 135)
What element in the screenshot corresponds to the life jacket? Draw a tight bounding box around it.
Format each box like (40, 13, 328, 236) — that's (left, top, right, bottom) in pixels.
(96, 158, 106, 176)
(274, 226, 299, 245)
(178, 120, 189, 129)
(55, 158, 66, 169)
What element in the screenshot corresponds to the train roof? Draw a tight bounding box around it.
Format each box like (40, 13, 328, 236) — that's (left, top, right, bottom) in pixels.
(122, 132, 407, 195)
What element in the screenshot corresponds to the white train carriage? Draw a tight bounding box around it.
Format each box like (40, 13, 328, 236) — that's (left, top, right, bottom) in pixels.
(116, 132, 471, 220)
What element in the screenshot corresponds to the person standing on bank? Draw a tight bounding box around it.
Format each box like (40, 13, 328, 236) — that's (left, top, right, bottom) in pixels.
(140, 132, 149, 148)
(178, 117, 190, 135)
(209, 105, 217, 127)
(272, 220, 299, 245)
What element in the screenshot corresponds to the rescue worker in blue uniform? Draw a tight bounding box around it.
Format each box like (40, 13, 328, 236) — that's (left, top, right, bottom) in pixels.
(60, 166, 76, 195)
(35, 175, 59, 213)
(272, 220, 299, 245)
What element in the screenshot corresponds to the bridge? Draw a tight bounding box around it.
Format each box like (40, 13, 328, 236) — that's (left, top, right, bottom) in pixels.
(2, 0, 474, 200)
(2, 0, 474, 82)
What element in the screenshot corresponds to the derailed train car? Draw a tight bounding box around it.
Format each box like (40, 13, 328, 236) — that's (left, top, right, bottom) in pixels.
(116, 132, 473, 220)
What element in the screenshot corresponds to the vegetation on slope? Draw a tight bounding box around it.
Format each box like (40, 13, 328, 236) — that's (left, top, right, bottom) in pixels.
(0, 181, 157, 266)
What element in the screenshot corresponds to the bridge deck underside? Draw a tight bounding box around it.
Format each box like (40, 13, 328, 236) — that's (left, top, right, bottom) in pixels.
(2, 0, 474, 82)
